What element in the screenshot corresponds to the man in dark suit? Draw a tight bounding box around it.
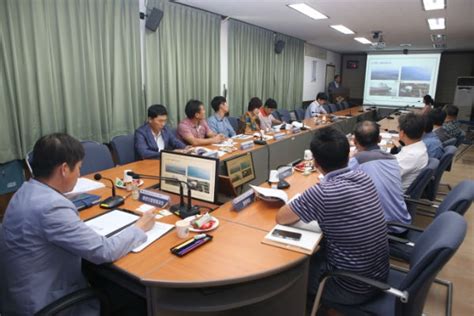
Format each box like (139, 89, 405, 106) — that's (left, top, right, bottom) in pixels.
(135, 104, 186, 159)
(327, 74, 341, 96)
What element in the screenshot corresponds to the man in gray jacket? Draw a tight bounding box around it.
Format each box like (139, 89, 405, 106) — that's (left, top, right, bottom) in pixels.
(0, 133, 155, 315)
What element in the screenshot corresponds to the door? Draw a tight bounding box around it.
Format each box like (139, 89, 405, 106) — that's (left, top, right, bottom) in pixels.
(325, 64, 336, 94)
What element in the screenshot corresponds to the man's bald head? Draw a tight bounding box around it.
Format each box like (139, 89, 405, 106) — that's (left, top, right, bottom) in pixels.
(353, 121, 380, 148)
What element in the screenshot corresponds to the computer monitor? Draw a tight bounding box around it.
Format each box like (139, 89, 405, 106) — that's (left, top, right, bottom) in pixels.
(160, 150, 219, 204)
(225, 152, 256, 188)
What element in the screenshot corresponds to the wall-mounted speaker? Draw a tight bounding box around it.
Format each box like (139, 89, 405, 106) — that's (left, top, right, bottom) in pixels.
(274, 40, 285, 54)
(146, 8, 163, 32)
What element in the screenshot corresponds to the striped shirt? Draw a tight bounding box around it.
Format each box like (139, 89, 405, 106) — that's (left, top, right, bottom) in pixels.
(289, 167, 389, 294)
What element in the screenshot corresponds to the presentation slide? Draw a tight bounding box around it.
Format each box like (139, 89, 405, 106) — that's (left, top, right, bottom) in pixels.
(363, 53, 441, 107)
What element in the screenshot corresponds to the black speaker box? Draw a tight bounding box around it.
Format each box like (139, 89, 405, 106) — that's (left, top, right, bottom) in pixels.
(274, 40, 285, 54)
(146, 8, 163, 32)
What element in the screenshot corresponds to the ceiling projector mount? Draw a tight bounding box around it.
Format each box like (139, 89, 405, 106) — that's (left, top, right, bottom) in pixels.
(371, 31, 386, 49)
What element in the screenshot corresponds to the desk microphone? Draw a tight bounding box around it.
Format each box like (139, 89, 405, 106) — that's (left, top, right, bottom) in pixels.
(94, 173, 124, 209)
(254, 130, 267, 145)
(127, 171, 200, 219)
(346, 107, 353, 117)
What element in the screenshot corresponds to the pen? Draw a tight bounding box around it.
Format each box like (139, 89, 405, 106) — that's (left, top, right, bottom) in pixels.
(178, 237, 209, 256)
(174, 237, 197, 251)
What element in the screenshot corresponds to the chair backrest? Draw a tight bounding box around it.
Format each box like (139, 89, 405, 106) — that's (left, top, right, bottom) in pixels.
(80, 141, 115, 176)
(277, 109, 291, 123)
(25, 151, 34, 177)
(271, 110, 282, 121)
(405, 158, 439, 216)
(110, 134, 136, 165)
(322, 104, 332, 113)
(341, 101, 350, 109)
(424, 145, 457, 200)
(295, 108, 305, 121)
(328, 104, 338, 113)
(455, 134, 465, 147)
(334, 103, 343, 111)
(442, 138, 457, 147)
(398, 212, 466, 316)
(436, 180, 474, 217)
(227, 116, 239, 133)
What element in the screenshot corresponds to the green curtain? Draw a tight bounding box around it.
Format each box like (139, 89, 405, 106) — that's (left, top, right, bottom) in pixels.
(145, 0, 220, 126)
(228, 19, 304, 116)
(0, 0, 142, 163)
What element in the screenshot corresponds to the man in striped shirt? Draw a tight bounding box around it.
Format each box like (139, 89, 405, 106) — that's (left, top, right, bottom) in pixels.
(277, 127, 389, 307)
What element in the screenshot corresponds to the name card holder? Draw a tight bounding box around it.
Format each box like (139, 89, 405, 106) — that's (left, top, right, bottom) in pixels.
(232, 189, 256, 212)
(240, 140, 255, 150)
(291, 127, 301, 134)
(138, 189, 170, 208)
(273, 132, 285, 141)
(277, 166, 293, 179)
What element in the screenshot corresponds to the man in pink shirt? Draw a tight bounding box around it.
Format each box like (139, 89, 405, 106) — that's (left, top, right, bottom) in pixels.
(178, 99, 225, 146)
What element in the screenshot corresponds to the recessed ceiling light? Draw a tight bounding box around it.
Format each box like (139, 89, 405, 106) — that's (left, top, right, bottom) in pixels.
(422, 0, 446, 11)
(354, 37, 372, 44)
(431, 34, 447, 42)
(287, 3, 328, 20)
(330, 25, 355, 35)
(433, 43, 447, 49)
(427, 17, 445, 30)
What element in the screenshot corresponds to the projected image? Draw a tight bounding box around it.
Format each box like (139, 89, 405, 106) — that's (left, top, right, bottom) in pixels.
(399, 83, 430, 97)
(401, 66, 431, 81)
(165, 164, 186, 176)
(370, 67, 399, 80)
(369, 81, 397, 96)
(187, 166, 211, 181)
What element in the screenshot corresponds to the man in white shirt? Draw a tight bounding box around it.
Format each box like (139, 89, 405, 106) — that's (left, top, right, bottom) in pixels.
(305, 92, 328, 119)
(258, 98, 281, 130)
(395, 113, 429, 192)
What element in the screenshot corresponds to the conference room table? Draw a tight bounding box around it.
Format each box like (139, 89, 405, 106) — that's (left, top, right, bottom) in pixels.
(78, 106, 376, 315)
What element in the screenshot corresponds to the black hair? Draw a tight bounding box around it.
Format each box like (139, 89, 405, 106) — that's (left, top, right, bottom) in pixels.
(353, 121, 380, 147)
(445, 104, 459, 117)
(264, 98, 278, 109)
(148, 104, 168, 118)
(316, 92, 328, 101)
(334, 75, 340, 80)
(185, 99, 204, 119)
(429, 108, 447, 126)
(248, 97, 263, 112)
(31, 133, 85, 179)
(424, 113, 434, 133)
(310, 127, 349, 172)
(398, 113, 425, 140)
(423, 95, 434, 105)
(211, 96, 226, 112)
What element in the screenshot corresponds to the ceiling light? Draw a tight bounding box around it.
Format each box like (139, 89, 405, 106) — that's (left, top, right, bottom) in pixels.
(354, 37, 372, 44)
(287, 3, 328, 20)
(433, 43, 447, 49)
(431, 34, 446, 42)
(422, 0, 446, 11)
(427, 17, 446, 30)
(330, 25, 355, 35)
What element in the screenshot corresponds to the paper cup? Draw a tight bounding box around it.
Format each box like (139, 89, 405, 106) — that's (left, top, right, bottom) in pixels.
(123, 169, 133, 183)
(176, 220, 190, 239)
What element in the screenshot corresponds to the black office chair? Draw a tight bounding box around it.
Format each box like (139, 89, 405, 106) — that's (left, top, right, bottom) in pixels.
(276, 108, 292, 123)
(80, 141, 115, 176)
(423, 146, 457, 201)
(227, 116, 239, 133)
(442, 138, 457, 147)
(294, 108, 305, 121)
(311, 211, 467, 316)
(110, 134, 136, 165)
(328, 104, 338, 113)
(322, 104, 332, 113)
(0, 224, 110, 316)
(404, 158, 439, 217)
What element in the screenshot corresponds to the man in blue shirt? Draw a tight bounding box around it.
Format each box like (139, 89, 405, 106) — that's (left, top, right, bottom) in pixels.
(207, 96, 236, 138)
(423, 110, 444, 159)
(349, 121, 411, 233)
(276, 127, 389, 308)
(135, 104, 187, 159)
(305, 92, 328, 118)
(0, 133, 155, 315)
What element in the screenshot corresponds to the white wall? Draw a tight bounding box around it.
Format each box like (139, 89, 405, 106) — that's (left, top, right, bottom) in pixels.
(303, 49, 341, 101)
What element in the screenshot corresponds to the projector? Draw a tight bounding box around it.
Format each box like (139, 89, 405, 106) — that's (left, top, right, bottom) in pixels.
(371, 41, 386, 49)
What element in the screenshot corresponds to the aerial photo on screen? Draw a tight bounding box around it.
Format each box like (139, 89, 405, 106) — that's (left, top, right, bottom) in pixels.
(165, 164, 186, 176)
(399, 83, 430, 97)
(400, 66, 432, 81)
(370, 67, 399, 80)
(369, 81, 397, 96)
(187, 166, 211, 181)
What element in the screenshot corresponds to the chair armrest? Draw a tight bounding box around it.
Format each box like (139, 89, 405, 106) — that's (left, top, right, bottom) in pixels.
(387, 235, 415, 247)
(311, 270, 408, 316)
(404, 197, 439, 208)
(35, 288, 109, 316)
(387, 221, 424, 232)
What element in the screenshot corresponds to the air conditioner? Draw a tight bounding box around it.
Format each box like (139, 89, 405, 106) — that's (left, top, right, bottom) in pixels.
(453, 77, 474, 121)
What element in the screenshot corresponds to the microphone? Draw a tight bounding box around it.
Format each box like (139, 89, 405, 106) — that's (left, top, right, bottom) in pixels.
(94, 173, 124, 209)
(127, 171, 200, 219)
(254, 129, 267, 145)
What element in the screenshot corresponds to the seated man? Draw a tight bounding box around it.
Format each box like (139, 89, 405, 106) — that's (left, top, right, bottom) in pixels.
(431, 107, 450, 142)
(178, 99, 225, 146)
(135, 104, 186, 159)
(423, 110, 444, 159)
(442, 104, 466, 142)
(395, 113, 429, 192)
(207, 96, 236, 138)
(349, 121, 411, 233)
(0, 133, 155, 315)
(276, 127, 389, 306)
(258, 98, 281, 130)
(305, 92, 328, 118)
